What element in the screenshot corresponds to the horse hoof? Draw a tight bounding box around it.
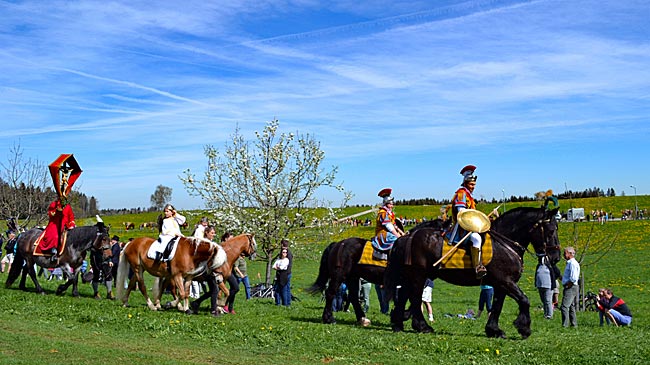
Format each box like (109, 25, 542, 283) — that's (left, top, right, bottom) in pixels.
(358, 318, 371, 327)
(185, 309, 192, 315)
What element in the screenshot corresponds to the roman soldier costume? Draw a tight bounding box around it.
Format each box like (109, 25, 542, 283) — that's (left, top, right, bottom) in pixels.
(449, 165, 486, 278)
(371, 188, 402, 254)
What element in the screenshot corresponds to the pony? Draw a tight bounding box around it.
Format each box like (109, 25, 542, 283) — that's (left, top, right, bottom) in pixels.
(307, 220, 443, 326)
(384, 207, 561, 339)
(5, 219, 110, 296)
(115, 234, 254, 313)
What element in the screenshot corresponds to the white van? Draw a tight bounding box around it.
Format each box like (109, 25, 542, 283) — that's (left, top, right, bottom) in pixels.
(567, 208, 585, 222)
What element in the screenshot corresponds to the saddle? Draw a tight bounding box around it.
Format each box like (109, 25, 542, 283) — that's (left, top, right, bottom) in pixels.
(358, 241, 388, 267)
(439, 233, 493, 269)
(33, 230, 68, 257)
(147, 236, 180, 262)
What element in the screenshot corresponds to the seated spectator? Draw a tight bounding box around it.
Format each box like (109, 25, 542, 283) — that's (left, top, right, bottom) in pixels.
(597, 288, 632, 326)
(595, 288, 610, 326)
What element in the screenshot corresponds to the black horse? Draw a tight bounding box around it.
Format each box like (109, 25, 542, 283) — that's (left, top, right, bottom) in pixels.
(307, 220, 443, 326)
(385, 207, 561, 339)
(6, 220, 110, 296)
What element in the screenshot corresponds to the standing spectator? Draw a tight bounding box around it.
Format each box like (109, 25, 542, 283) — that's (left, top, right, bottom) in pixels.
(332, 282, 348, 312)
(552, 265, 561, 310)
(597, 289, 632, 326)
(192, 217, 209, 238)
(220, 232, 240, 314)
(189, 217, 209, 299)
(476, 282, 493, 319)
(359, 278, 372, 312)
(280, 239, 294, 306)
(234, 253, 251, 300)
(561, 247, 581, 328)
(90, 241, 115, 300)
(109, 235, 121, 287)
(1, 231, 17, 274)
(375, 284, 389, 315)
(535, 255, 555, 319)
(421, 278, 435, 322)
(272, 248, 291, 307)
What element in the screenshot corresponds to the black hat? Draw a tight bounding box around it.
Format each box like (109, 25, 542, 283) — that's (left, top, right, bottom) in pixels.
(111, 235, 120, 241)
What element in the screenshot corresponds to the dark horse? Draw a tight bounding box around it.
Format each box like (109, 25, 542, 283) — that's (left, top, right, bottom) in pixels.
(5, 220, 110, 296)
(385, 207, 561, 339)
(307, 220, 443, 326)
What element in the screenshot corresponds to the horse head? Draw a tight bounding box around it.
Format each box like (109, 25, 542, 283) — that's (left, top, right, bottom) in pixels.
(491, 207, 561, 263)
(93, 216, 111, 250)
(242, 233, 257, 260)
(534, 207, 562, 264)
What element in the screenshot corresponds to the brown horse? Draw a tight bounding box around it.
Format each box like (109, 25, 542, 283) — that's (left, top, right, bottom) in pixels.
(183, 233, 258, 314)
(115, 235, 228, 312)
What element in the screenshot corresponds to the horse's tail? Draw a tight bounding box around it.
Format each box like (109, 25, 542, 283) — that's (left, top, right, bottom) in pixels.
(306, 242, 334, 295)
(5, 241, 25, 288)
(115, 243, 131, 301)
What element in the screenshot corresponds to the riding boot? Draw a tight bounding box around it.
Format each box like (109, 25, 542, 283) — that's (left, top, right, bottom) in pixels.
(471, 247, 487, 279)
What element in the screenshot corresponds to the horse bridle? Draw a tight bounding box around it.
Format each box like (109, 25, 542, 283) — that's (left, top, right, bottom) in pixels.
(92, 224, 109, 250)
(529, 217, 561, 258)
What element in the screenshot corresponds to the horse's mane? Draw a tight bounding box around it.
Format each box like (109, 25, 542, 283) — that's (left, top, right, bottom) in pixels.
(408, 218, 449, 234)
(488, 229, 527, 255)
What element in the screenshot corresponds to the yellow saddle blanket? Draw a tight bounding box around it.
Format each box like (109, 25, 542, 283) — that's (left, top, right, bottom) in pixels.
(358, 241, 388, 268)
(440, 233, 493, 269)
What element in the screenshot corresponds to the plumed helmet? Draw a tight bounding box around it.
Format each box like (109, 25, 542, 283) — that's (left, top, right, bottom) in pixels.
(378, 188, 394, 205)
(460, 165, 477, 184)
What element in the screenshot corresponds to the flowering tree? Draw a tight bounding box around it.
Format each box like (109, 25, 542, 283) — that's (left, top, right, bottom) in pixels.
(181, 119, 349, 283)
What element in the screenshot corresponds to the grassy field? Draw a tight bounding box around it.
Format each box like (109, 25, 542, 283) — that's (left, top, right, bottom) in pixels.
(1, 199, 649, 364)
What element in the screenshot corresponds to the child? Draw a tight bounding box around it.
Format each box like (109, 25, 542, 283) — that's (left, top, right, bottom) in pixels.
(422, 278, 435, 322)
(476, 282, 493, 319)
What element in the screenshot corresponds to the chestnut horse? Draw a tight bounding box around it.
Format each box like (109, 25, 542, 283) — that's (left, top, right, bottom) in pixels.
(5, 219, 110, 296)
(182, 233, 258, 314)
(385, 207, 561, 338)
(115, 235, 228, 312)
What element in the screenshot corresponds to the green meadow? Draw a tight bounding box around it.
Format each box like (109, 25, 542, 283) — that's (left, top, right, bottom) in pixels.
(1, 196, 648, 364)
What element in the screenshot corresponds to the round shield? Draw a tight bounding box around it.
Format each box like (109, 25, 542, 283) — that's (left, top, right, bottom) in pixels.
(457, 209, 491, 233)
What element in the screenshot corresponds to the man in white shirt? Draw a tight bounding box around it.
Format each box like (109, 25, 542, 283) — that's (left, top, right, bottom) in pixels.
(561, 246, 581, 327)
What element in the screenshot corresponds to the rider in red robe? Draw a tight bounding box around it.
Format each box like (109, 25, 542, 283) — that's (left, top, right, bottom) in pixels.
(40, 199, 76, 259)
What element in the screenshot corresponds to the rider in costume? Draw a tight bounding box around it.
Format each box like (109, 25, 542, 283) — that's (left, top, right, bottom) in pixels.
(41, 162, 77, 261)
(449, 165, 486, 278)
(371, 188, 405, 256)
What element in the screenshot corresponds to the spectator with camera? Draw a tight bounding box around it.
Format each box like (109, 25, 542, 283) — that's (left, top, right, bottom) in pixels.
(597, 288, 632, 326)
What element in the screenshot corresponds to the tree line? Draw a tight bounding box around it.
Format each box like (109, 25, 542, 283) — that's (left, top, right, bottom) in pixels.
(395, 186, 618, 206)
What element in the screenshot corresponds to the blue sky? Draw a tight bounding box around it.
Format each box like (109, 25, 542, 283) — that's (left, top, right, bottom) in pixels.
(1, 0, 648, 210)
